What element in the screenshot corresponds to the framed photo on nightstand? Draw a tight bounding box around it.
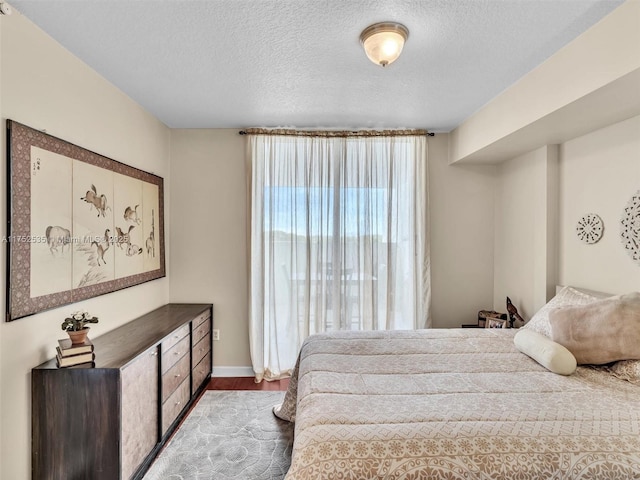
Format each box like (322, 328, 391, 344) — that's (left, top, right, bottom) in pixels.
(485, 317, 508, 329)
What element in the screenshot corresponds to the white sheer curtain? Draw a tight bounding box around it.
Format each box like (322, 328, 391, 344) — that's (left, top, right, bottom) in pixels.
(249, 133, 430, 381)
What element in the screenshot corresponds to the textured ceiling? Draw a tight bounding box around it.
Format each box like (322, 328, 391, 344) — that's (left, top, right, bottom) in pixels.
(9, 0, 624, 130)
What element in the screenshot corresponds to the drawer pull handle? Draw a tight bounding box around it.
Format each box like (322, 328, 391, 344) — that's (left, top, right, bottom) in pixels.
(174, 351, 181, 355)
(175, 401, 181, 406)
(174, 374, 181, 378)
(151, 351, 158, 356)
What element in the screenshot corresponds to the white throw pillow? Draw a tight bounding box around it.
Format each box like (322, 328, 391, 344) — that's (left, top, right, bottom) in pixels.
(522, 286, 603, 338)
(514, 329, 577, 375)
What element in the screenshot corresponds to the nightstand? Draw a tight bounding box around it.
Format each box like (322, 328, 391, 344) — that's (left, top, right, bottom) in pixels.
(462, 310, 509, 328)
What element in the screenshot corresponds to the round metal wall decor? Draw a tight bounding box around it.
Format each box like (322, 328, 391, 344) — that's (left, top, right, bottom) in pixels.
(576, 213, 604, 244)
(620, 190, 640, 265)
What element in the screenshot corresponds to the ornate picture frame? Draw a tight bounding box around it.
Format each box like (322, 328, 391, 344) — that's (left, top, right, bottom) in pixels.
(6, 120, 166, 321)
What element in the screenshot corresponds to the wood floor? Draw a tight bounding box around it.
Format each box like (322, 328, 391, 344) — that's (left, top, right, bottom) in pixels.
(207, 376, 289, 391)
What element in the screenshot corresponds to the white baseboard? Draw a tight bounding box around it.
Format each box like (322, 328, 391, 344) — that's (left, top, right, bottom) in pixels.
(212, 366, 255, 377)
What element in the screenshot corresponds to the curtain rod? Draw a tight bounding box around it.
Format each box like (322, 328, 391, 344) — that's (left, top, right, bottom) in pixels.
(238, 128, 434, 137)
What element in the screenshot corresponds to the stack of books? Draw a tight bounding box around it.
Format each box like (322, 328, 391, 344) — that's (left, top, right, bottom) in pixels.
(56, 338, 95, 368)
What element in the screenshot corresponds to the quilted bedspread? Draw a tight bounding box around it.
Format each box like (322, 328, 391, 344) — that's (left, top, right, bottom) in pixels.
(274, 329, 640, 479)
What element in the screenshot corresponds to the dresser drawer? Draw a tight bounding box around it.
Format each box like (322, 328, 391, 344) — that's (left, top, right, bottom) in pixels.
(193, 309, 211, 329)
(162, 352, 190, 403)
(162, 377, 189, 434)
(162, 334, 190, 374)
(162, 324, 190, 353)
(192, 317, 211, 346)
(192, 352, 211, 395)
(192, 335, 210, 367)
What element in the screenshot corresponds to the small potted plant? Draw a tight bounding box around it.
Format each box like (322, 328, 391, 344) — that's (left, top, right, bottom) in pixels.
(62, 311, 99, 344)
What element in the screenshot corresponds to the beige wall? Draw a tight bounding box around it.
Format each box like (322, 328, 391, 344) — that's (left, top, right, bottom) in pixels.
(169, 129, 250, 371)
(493, 146, 558, 319)
(558, 115, 640, 293)
(169, 130, 496, 371)
(428, 134, 496, 327)
(0, 12, 171, 480)
(494, 115, 640, 319)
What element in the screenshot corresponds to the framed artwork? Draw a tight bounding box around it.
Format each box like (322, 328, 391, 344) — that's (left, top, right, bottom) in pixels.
(6, 120, 165, 321)
(485, 316, 508, 329)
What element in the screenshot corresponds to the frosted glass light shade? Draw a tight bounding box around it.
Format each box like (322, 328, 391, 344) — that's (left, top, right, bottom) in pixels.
(360, 22, 409, 67)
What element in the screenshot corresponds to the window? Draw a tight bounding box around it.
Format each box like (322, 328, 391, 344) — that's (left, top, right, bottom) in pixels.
(249, 133, 430, 380)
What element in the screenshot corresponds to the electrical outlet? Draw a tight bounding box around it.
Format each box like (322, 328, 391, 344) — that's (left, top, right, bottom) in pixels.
(212, 329, 220, 341)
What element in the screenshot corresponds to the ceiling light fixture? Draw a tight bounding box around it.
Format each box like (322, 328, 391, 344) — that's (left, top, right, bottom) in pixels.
(0, 2, 12, 15)
(360, 22, 409, 67)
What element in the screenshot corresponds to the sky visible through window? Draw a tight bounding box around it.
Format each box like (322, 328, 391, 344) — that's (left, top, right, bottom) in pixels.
(264, 186, 388, 237)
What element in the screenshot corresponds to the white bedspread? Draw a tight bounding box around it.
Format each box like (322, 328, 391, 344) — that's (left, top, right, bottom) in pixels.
(275, 329, 640, 479)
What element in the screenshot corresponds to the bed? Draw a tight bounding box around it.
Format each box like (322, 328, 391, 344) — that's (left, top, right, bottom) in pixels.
(274, 287, 640, 479)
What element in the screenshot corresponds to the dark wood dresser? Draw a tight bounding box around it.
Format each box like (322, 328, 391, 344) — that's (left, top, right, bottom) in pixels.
(32, 303, 213, 480)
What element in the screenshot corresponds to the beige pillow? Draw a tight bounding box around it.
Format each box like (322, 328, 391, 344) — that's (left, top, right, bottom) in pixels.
(514, 329, 577, 375)
(549, 292, 640, 365)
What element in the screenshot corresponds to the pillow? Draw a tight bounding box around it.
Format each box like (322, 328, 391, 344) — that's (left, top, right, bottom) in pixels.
(523, 286, 604, 338)
(561, 286, 612, 299)
(514, 329, 577, 375)
(607, 360, 640, 385)
(549, 292, 640, 365)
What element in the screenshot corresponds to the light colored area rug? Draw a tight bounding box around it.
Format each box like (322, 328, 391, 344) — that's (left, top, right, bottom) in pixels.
(143, 391, 293, 480)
